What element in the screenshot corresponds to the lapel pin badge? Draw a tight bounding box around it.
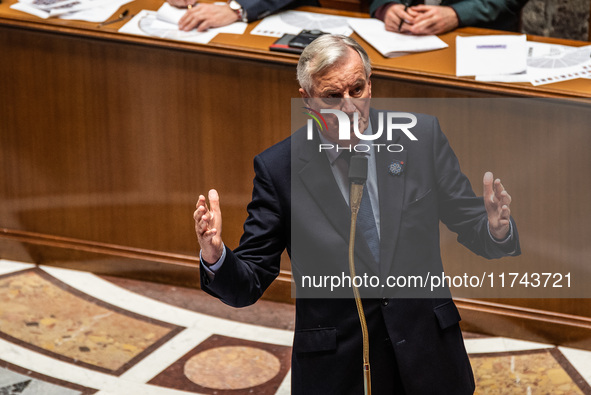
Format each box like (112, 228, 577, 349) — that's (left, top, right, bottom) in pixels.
(388, 160, 405, 176)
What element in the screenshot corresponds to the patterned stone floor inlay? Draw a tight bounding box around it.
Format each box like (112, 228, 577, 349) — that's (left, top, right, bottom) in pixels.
(0, 268, 183, 375)
(1, 261, 591, 394)
(150, 334, 291, 394)
(184, 346, 281, 390)
(0, 360, 96, 394)
(471, 348, 591, 394)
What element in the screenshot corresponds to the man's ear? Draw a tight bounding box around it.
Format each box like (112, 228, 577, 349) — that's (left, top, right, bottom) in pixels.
(368, 75, 372, 98)
(299, 88, 311, 107)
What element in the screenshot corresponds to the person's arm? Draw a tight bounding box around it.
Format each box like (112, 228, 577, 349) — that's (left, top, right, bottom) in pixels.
(178, 3, 240, 32)
(369, 0, 400, 17)
(237, 0, 300, 21)
(167, 0, 193, 7)
(371, 0, 420, 33)
(372, 0, 526, 35)
(199, 244, 226, 280)
(378, 3, 425, 33)
(176, 0, 308, 31)
(431, 116, 520, 258)
(402, 4, 459, 35)
(371, 0, 458, 35)
(196, 154, 287, 307)
(447, 0, 527, 30)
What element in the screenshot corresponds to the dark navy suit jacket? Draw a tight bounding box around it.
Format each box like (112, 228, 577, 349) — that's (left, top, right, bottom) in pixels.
(201, 109, 520, 394)
(240, 0, 319, 22)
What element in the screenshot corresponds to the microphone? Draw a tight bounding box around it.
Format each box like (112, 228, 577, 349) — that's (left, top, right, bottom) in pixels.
(348, 154, 369, 184)
(348, 154, 368, 216)
(347, 153, 372, 395)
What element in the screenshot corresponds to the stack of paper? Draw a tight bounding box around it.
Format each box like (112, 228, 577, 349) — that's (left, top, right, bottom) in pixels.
(10, 0, 132, 22)
(348, 18, 448, 58)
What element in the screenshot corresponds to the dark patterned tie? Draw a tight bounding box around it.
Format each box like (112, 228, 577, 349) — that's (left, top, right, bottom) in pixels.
(341, 151, 380, 264)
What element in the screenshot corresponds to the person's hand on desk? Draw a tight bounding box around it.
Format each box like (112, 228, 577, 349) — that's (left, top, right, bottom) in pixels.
(382, 3, 419, 33)
(167, 0, 195, 7)
(176, 2, 240, 32)
(383, 4, 458, 35)
(404, 5, 458, 35)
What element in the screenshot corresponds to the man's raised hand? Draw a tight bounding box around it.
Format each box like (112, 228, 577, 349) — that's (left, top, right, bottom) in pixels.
(194, 189, 224, 264)
(483, 172, 512, 240)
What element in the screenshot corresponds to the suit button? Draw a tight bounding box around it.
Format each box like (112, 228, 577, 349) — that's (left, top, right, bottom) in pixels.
(381, 298, 389, 306)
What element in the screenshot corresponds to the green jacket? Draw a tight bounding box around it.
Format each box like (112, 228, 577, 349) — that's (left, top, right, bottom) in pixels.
(370, 0, 529, 32)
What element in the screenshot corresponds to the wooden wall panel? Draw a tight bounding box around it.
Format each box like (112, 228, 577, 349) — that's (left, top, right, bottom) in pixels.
(1, 21, 591, 349)
(0, 26, 297, 273)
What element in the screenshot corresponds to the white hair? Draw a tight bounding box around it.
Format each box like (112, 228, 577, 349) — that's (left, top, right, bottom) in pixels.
(296, 34, 372, 95)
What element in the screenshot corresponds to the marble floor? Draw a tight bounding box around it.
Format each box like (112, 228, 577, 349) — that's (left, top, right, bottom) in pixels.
(1, 259, 590, 394)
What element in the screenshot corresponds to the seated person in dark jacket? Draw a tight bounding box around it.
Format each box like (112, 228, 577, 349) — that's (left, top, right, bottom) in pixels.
(370, 0, 529, 35)
(168, 0, 319, 31)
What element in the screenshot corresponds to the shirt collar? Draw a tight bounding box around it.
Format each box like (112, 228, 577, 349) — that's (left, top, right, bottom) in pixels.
(318, 120, 373, 165)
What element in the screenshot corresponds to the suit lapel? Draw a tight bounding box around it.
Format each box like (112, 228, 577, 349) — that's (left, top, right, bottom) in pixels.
(296, 129, 380, 276)
(374, 110, 407, 276)
(295, 110, 410, 278)
(297, 132, 351, 248)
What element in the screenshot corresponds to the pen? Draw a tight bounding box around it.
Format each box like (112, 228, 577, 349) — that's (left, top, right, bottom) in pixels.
(398, 0, 412, 31)
(98, 9, 129, 27)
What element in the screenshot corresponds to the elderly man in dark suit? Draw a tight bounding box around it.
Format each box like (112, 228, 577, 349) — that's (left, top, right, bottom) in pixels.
(194, 34, 520, 394)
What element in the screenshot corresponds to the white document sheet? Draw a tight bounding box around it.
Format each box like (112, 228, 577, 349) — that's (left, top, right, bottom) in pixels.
(475, 73, 530, 83)
(348, 18, 448, 58)
(474, 42, 591, 86)
(251, 10, 356, 37)
(526, 42, 591, 86)
(11, 0, 131, 21)
(61, 0, 131, 21)
(154, 1, 184, 24)
(456, 34, 527, 77)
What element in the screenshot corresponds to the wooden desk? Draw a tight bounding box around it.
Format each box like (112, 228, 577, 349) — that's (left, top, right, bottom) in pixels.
(2, 1, 591, 348)
(1, 1, 591, 97)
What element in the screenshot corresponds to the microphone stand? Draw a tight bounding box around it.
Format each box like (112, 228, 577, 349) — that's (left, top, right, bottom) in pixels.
(348, 154, 372, 395)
